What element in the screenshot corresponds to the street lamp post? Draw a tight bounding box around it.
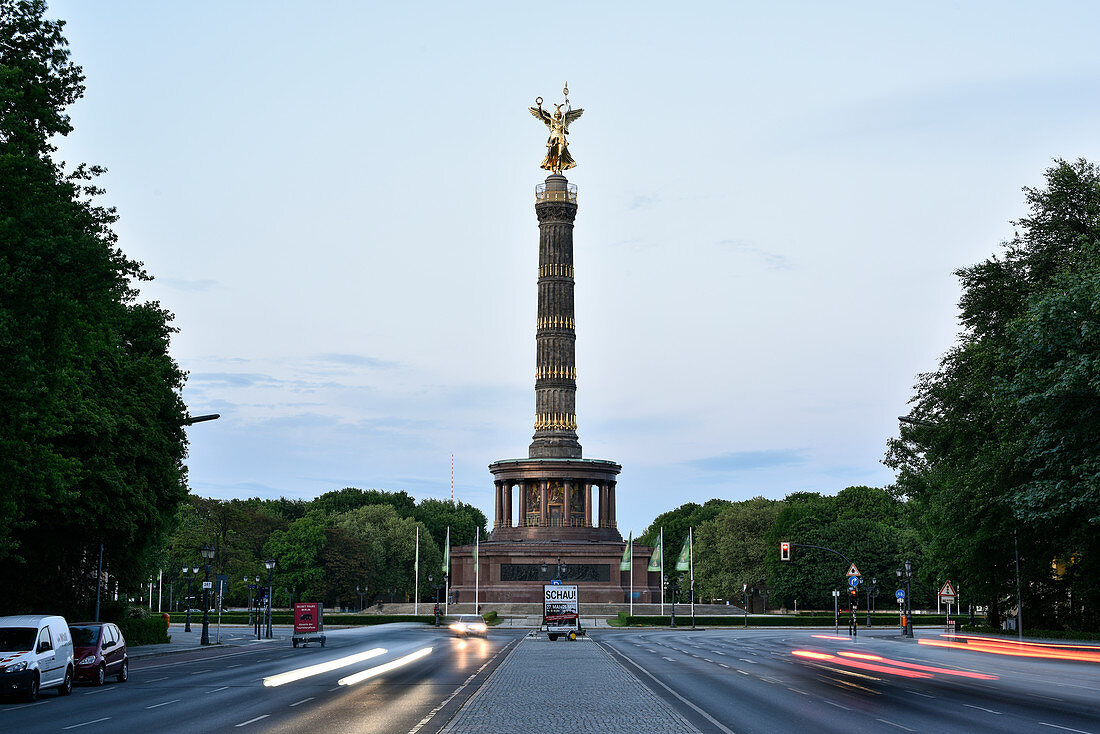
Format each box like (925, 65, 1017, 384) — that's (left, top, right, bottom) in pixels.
(183, 566, 196, 632)
(246, 578, 255, 627)
(252, 576, 261, 638)
(200, 546, 215, 645)
(667, 576, 679, 628)
(264, 559, 275, 639)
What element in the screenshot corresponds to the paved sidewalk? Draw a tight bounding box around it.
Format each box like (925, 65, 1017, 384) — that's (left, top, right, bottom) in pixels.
(129, 623, 290, 658)
(442, 635, 700, 734)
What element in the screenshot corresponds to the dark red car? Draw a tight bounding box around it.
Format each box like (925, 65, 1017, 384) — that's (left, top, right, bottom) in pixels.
(68, 623, 127, 686)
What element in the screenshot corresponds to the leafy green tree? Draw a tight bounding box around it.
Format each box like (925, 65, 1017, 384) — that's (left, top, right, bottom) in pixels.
(264, 513, 328, 603)
(639, 499, 731, 583)
(311, 487, 416, 518)
(887, 159, 1100, 629)
(0, 0, 188, 616)
(337, 505, 441, 607)
(412, 498, 487, 550)
(765, 488, 909, 610)
(695, 497, 785, 602)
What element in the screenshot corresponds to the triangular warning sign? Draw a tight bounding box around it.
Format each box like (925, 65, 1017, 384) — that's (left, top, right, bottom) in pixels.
(939, 580, 956, 596)
(846, 564, 861, 577)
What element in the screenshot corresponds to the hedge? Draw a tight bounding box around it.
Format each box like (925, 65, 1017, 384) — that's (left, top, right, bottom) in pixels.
(210, 612, 434, 626)
(118, 617, 170, 646)
(613, 613, 959, 627)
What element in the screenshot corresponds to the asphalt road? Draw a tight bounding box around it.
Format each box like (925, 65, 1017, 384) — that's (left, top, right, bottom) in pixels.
(0, 623, 524, 733)
(598, 628, 1100, 734)
(5, 624, 1097, 733)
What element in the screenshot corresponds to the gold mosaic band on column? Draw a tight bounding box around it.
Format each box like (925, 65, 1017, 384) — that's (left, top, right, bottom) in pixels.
(535, 366, 577, 380)
(537, 316, 576, 330)
(538, 263, 575, 278)
(533, 413, 578, 431)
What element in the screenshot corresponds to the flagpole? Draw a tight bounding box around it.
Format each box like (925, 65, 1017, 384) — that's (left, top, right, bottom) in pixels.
(630, 532, 634, 618)
(444, 526, 450, 617)
(475, 528, 480, 614)
(414, 526, 419, 616)
(689, 527, 695, 628)
(659, 527, 665, 617)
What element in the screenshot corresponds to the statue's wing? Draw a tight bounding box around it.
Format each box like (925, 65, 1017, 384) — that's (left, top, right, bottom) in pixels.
(529, 106, 553, 127)
(563, 108, 584, 129)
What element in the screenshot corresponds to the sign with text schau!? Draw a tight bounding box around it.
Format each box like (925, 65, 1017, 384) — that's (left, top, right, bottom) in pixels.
(543, 584, 578, 632)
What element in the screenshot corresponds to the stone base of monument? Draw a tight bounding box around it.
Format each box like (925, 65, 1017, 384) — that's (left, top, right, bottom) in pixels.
(449, 540, 660, 604)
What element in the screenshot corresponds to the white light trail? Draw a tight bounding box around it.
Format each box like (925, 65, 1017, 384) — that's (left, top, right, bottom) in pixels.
(262, 648, 387, 687)
(337, 647, 433, 687)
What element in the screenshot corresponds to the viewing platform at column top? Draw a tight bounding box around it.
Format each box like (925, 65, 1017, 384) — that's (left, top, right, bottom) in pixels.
(535, 179, 577, 203)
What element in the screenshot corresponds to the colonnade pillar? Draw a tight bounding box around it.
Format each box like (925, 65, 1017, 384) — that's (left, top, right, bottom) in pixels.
(539, 481, 548, 527)
(608, 481, 617, 528)
(583, 483, 592, 527)
(563, 480, 572, 527)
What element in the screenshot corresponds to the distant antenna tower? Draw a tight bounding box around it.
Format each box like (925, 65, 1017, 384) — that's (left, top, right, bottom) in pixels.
(451, 453, 454, 504)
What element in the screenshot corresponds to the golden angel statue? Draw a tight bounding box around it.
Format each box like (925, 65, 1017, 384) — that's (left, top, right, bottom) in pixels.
(530, 84, 584, 173)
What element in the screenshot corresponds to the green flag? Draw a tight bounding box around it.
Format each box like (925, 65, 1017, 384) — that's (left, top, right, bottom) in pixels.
(675, 533, 691, 572)
(647, 530, 663, 572)
(442, 526, 450, 573)
(620, 531, 632, 571)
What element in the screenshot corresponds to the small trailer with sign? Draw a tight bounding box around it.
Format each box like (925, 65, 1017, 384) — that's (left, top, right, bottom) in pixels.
(543, 584, 584, 641)
(291, 602, 326, 648)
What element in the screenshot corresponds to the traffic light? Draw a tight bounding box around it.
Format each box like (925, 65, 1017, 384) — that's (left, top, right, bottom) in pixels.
(780, 541, 791, 561)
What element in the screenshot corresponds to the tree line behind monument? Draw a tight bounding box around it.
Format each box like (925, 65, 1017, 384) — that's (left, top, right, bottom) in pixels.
(1, 3, 1096, 633)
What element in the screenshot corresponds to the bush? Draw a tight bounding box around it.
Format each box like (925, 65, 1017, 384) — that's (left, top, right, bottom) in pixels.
(118, 616, 169, 646)
(212, 612, 434, 626)
(611, 614, 957, 627)
(483, 611, 498, 623)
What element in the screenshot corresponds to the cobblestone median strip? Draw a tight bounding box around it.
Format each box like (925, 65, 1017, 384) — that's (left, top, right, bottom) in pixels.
(441, 636, 701, 734)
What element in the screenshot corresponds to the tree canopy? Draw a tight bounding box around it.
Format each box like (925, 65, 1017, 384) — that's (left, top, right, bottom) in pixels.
(0, 0, 188, 616)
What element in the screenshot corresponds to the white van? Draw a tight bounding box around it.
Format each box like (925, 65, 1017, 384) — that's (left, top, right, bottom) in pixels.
(0, 615, 75, 700)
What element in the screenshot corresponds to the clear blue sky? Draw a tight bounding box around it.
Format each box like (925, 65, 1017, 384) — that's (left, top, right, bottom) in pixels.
(47, 1, 1100, 534)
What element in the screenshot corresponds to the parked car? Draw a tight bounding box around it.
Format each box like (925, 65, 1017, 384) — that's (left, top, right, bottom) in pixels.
(0, 615, 74, 701)
(449, 615, 488, 637)
(69, 623, 128, 686)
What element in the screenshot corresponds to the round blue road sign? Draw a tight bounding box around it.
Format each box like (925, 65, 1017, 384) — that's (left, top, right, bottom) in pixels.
(848, 576, 860, 588)
(895, 589, 905, 600)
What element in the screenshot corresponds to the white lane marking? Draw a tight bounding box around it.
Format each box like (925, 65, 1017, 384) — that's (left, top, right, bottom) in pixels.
(876, 719, 915, 731)
(227, 664, 243, 669)
(289, 697, 315, 707)
(826, 701, 851, 711)
(740, 658, 757, 664)
(328, 686, 340, 692)
(787, 687, 809, 696)
(144, 676, 168, 682)
(714, 651, 726, 655)
(663, 657, 675, 662)
(738, 670, 750, 676)
(718, 663, 730, 668)
(146, 699, 181, 709)
(703, 659, 715, 663)
(3, 700, 49, 711)
(188, 669, 212, 675)
(82, 688, 117, 696)
(906, 690, 935, 698)
(207, 686, 230, 693)
(600, 643, 737, 734)
(63, 718, 111, 730)
(235, 715, 269, 727)
(1038, 724, 1091, 734)
(964, 704, 1002, 715)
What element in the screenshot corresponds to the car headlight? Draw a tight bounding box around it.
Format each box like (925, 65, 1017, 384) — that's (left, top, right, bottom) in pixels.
(469, 623, 487, 632)
(78, 656, 97, 666)
(449, 623, 466, 633)
(4, 661, 27, 673)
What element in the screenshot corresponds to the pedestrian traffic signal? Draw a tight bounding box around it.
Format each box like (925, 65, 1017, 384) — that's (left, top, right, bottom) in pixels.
(780, 541, 791, 561)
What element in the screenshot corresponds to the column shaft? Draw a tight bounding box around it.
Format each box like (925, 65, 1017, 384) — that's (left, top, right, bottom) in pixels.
(503, 482, 512, 527)
(584, 483, 592, 527)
